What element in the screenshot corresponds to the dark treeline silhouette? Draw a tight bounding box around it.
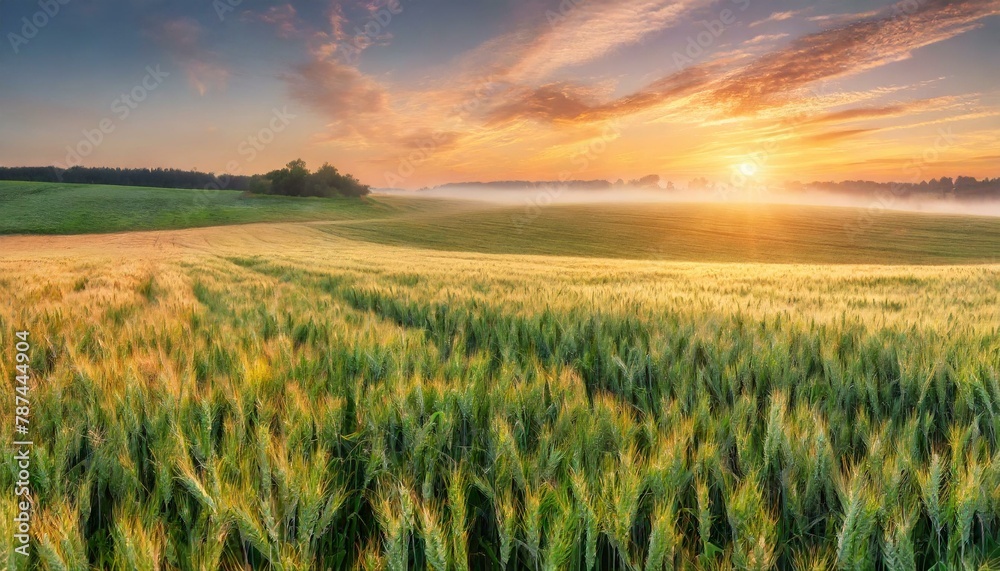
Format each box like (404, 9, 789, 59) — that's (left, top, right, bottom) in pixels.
(4, 165, 998, 201)
(252, 160, 370, 198)
(787, 177, 1000, 199)
(0, 166, 254, 190)
(0, 161, 371, 198)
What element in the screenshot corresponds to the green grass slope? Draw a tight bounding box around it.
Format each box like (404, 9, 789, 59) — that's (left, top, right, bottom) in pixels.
(0, 181, 396, 235)
(321, 201, 1000, 264)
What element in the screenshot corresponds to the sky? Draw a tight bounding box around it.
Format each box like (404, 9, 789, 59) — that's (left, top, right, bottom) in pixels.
(1, 0, 998, 189)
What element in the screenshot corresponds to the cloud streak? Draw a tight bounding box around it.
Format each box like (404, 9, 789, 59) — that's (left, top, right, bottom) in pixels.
(504, 0, 712, 83)
(748, 10, 801, 28)
(706, 0, 1000, 114)
(491, 0, 1000, 126)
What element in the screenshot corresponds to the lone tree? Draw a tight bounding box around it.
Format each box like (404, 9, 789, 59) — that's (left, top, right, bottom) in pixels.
(251, 159, 370, 198)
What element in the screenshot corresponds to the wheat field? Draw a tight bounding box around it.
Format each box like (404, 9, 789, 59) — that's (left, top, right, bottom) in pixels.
(1, 222, 999, 570)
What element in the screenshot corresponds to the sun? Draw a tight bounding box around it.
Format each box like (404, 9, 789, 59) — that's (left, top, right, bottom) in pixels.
(739, 162, 759, 177)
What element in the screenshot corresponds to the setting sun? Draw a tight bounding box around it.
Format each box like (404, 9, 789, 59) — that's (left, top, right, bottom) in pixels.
(739, 162, 760, 177)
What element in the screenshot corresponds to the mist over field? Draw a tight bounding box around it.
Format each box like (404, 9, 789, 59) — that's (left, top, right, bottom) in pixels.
(375, 185, 1000, 218)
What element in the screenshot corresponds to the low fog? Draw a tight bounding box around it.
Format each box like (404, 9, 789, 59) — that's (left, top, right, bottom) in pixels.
(374, 184, 1000, 218)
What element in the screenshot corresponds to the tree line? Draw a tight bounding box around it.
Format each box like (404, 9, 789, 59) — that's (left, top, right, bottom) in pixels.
(0, 160, 371, 198)
(787, 177, 1000, 199)
(0, 166, 255, 191)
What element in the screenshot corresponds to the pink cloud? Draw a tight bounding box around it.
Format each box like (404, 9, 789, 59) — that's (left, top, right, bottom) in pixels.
(254, 4, 300, 38)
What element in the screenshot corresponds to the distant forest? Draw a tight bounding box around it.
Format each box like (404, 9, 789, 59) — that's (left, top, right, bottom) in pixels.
(431, 175, 1000, 199)
(0, 161, 371, 198)
(3, 166, 998, 200)
(788, 177, 1000, 199)
(0, 166, 254, 191)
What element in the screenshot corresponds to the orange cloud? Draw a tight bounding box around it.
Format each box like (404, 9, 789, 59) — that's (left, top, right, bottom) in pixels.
(802, 97, 962, 126)
(802, 128, 877, 144)
(284, 58, 387, 124)
(707, 0, 1000, 114)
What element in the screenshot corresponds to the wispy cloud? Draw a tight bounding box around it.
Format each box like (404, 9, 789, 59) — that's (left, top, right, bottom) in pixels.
(748, 10, 801, 28)
(745, 33, 790, 46)
(473, 0, 1000, 129)
(505, 0, 712, 82)
(706, 0, 1000, 114)
(803, 96, 963, 126)
(249, 4, 301, 38)
(149, 18, 229, 95)
(807, 10, 882, 26)
(802, 128, 876, 144)
(486, 60, 728, 125)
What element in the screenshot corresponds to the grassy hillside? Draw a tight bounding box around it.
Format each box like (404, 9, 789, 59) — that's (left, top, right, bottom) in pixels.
(1, 225, 998, 569)
(322, 201, 1000, 265)
(0, 181, 396, 234)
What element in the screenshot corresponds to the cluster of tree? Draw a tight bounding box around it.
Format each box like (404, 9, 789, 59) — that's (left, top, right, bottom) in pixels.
(787, 177, 1000, 199)
(612, 174, 664, 189)
(0, 166, 253, 190)
(252, 160, 370, 198)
